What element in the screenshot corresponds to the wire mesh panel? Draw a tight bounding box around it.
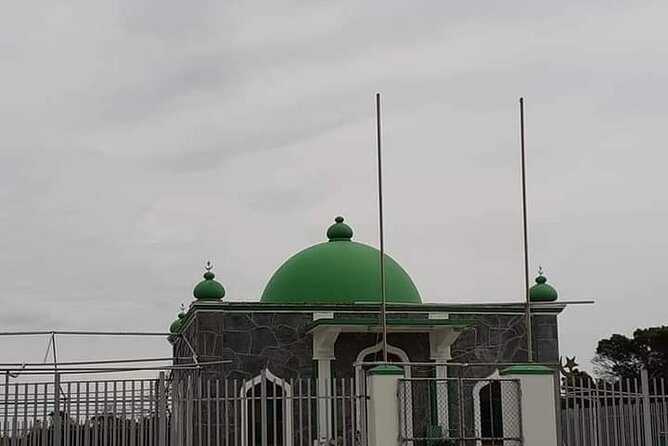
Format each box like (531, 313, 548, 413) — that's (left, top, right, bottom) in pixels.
(398, 377, 522, 446)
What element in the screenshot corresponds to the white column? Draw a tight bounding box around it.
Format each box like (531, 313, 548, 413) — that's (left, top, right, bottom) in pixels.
(317, 359, 332, 440)
(311, 325, 339, 444)
(429, 327, 459, 434)
(367, 365, 403, 446)
(432, 354, 449, 432)
(500, 365, 558, 446)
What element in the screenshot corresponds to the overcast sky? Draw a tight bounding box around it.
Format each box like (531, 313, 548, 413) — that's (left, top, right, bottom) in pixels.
(1, 0, 667, 375)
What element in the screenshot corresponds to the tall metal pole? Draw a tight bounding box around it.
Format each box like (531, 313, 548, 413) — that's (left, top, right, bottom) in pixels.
(51, 330, 63, 444)
(3, 372, 8, 438)
(520, 97, 533, 363)
(376, 93, 388, 363)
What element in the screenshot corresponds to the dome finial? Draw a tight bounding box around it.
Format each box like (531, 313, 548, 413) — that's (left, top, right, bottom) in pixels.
(170, 304, 187, 334)
(194, 262, 225, 300)
(529, 265, 557, 301)
(203, 261, 215, 280)
(327, 216, 353, 241)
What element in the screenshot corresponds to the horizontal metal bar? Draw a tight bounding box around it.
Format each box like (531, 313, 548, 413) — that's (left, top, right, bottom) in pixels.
(0, 331, 174, 336)
(355, 360, 559, 367)
(0, 360, 231, 374)
(0, 357, 203, 367)
(398, 377, 520, 382)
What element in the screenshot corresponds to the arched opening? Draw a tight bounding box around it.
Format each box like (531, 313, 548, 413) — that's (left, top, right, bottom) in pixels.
(241, 370, 293, 446)
(479, 381, 503, 445)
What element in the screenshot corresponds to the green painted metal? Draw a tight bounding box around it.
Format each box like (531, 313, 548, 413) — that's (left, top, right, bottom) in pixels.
(529, 274, 558, 302)
(368, 364, 404, 375)
(193, 270, 226, 300)
(499, 364, 554, 375)
(261, 217, 421, 304)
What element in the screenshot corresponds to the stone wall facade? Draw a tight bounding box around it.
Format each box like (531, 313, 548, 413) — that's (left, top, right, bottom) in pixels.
(450, 313, 559, 378)
(172, 309, 560, 380)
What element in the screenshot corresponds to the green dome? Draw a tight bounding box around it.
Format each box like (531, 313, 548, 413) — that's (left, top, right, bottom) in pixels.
(261, 217, 421, 304)
(529, 273, 558, 302)
(169, 312, 186, 334)
(193, 264, 225, 300)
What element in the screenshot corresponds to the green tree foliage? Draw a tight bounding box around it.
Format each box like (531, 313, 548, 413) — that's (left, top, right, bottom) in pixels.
(593, 326, 668, 380)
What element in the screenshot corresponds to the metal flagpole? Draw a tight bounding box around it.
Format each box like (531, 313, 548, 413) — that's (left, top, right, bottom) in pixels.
(376, 93, 389, 363)
(519, 97, 533, 362)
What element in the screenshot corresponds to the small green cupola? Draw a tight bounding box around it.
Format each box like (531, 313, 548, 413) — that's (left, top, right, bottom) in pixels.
(193, 262, 226, 300)
(529, 267, 558, 302)
(169, 307, 186, 334)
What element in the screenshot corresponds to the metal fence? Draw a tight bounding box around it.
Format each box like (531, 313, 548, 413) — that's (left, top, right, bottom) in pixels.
(397, 377, 523, 445)
(1, 371, 365, 446)
(561, 371, 668, 446)
(1, 374, 165, 446)
(171, 371, 364, 446)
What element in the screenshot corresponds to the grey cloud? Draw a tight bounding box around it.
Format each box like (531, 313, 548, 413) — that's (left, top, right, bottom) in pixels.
(2, 0, 668, 372)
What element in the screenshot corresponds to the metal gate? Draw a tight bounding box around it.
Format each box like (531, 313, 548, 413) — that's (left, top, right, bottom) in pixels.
(561, 370, 668, 446)
(397, 377, 523, 445)
(1, 371, 366, 446)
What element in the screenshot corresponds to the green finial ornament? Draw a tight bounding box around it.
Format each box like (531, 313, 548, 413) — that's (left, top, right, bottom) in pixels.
(529, 266, 558, 302)
(327, 216, 353, 241)
(193, 262, 226, 300)
(169, 305, 187, 334)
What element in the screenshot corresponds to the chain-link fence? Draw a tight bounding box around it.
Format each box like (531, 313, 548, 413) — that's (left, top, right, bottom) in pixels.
(398, 377, 522, 445)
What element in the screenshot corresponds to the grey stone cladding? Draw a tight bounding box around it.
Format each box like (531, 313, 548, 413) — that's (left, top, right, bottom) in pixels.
(172, 309, 559, 380)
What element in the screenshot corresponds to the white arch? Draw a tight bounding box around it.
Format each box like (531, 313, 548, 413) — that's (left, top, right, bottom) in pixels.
(241, 369, 293, 446)
(355, 342, 412, 442)
(472, 371, 522, 446)
(355, 342, 411, 368)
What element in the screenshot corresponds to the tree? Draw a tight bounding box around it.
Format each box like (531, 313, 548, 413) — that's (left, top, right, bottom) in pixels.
(593, 326, 668, 380)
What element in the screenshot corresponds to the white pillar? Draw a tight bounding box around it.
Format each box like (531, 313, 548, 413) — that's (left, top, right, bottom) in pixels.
(429, 327, 459, 435)
(311, 324, 339, 444)
(432, 357, 449, 432)
(317, 359, 332, 440)
(367, 365, 403, 446)
(500, 364, 558, 446)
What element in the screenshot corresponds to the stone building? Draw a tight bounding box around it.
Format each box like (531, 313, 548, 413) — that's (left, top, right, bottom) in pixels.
(166, 215, 563, 444)
(168, 215, 563, 382)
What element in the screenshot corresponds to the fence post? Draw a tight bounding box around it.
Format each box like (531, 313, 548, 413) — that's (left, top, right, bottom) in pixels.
(367, 365, 403, 446)
(642, 369, 654, 446)
(500, 364, 558, 446)
(158, 372, 167, 446)
(53, 372, 61, 446)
